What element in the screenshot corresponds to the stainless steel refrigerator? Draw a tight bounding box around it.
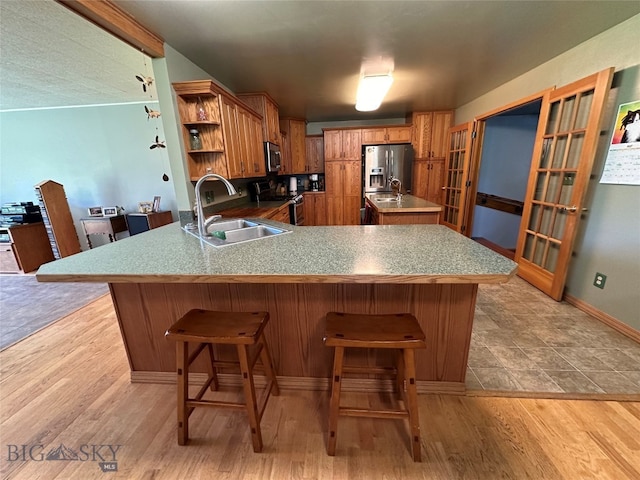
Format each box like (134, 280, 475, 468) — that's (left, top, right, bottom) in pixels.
(362, 144, 413, 195)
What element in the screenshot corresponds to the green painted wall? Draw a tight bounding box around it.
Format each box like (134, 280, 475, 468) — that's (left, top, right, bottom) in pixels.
(456, 15, 640, 329)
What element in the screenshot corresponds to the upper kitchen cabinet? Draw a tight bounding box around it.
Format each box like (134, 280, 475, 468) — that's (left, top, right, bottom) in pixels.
(324, 128, 362, 161)
(173, 81, 226, 181)
(361, 125, 412, 145)
(237, 105, 267, 177)
(280, 117, 307, 174)
(410, 111, 453, 158)
(305, 135, 324, 173)
(237, 92, 281, 145)
(173, 80, 265, 180)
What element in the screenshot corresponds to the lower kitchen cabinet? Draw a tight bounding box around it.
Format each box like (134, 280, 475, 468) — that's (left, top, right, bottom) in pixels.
(325, 160, 361, 225)
(412, 158, 445, 205)
(303, 192, 326, 226)
(265, 203, 290, 224)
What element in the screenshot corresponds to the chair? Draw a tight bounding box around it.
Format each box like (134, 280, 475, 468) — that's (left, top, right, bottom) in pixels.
(323, 312, 426, 461)
(165, 309, 279, 452)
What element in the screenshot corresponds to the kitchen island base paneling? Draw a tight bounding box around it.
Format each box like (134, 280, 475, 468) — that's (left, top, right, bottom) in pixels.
(110, 282, 476, 394)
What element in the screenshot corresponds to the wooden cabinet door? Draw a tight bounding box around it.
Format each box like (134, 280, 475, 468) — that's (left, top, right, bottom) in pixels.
(426, 159, 445, 204)
(237, 107, 252, 177)
(221, 96, 243, 178)
(324, 162, 343, 225)
(237, 93, 280, 145)
(305, 135, 324, 173)
(342, 130, 362, 159)
(325, 161, 361, 225)
(249, 114, 266, 176)
(303, 194, 315, 225)
(431, 111, 453, 158)
(361, 128, 386, 144)
(303, 193, 326, 226)
(387, 126, 412, 143)
(342, 160, 362, 196)
(265, 98, 280, 144)
(412, 159, 429, 200)
(343, 195, 362, 225)
(324, 130, 342, 160)
(411, 112, 433, 158)
(314, 193, 326, 225)
(279, 131, 291, 174)
(290, 119, 307, 173)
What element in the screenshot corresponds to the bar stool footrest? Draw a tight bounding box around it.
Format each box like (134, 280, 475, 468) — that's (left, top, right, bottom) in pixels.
(340, 407, 409, 419)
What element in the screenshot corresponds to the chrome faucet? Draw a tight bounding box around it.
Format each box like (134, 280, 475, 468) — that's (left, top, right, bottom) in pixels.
(195, 173, 237, 237)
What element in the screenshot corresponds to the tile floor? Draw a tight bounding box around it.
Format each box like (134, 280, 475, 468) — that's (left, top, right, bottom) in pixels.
(467, 276, 640, 395)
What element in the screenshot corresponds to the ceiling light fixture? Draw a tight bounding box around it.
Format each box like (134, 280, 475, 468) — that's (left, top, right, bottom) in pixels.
(355, 74, 394, 112)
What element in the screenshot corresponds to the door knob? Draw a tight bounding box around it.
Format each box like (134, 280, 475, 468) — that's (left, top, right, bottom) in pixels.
(560, 205, 587, 213)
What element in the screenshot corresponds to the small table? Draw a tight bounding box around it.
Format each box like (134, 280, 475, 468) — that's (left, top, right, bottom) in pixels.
(80, 215, 128, 248)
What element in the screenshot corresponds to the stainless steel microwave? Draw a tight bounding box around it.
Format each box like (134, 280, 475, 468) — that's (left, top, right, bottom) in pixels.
(264, 142, 281, 173)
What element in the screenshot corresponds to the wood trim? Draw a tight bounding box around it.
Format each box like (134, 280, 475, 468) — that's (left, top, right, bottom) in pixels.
(475, 88, 552, 120)
(466, 388, 640, 402)
(476, 192, 524, 216)
(56, 0, 164, 57)
(473, 237, 515, 260)
(564, 293, 640, 344)
(37, 272, 515, 284)
(130, 371, 465, 395)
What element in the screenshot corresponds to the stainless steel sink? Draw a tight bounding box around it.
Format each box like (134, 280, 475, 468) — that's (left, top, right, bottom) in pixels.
(375, 197, 401, 203)
(183, 218, 290, 247)
(205, 219, 258, 233)
(224, 225, 283, 242)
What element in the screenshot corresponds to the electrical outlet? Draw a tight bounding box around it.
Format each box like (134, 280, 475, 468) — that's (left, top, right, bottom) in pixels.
(593, 272, 607, 289)
(204, 190, 214, 203)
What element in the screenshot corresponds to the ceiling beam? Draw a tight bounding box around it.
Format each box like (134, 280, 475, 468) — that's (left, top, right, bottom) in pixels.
(56, 0, 164, 58)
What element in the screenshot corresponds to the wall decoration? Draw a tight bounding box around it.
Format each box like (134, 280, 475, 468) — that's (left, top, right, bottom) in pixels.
(149, 135, 166, 150)
(138, 202, 153, 213)
(137, 51, 170, 182)
(88, 206, 103, 217)
(135, 74, 154, 92)
(145, 105, 161, 119)
(102, 206, 118, 217)
(600, 100, 640, 185)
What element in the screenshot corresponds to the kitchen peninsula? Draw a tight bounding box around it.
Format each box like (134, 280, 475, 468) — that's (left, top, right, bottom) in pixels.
(36, 221, 517, 394)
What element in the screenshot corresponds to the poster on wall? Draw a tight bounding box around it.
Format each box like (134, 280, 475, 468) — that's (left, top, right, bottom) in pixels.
(600, 100, 640, 185)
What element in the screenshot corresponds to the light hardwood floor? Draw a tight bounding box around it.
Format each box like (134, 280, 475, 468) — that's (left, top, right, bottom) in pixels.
(1, 296, 639, 479)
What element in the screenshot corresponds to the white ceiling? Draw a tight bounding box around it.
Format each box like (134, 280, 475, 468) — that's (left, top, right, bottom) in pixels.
(0, 0, 154, 111)
(1, 1, 639, 121)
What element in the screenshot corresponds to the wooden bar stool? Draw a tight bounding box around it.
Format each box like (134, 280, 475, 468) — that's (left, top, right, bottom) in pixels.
(165, 309, 279, 452)
(323, 312, 426, 461)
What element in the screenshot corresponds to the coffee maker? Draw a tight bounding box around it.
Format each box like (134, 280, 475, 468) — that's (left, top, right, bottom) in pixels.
(309, 174, 320, 192)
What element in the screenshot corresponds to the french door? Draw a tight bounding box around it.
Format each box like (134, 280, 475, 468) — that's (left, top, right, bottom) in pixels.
(515, 68, 614, 300)
(441, 123, 474, 232)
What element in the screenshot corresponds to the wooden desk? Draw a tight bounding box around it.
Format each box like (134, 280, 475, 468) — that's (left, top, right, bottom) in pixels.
(80, 215, 128, 248)
(126, 211, 173, 236)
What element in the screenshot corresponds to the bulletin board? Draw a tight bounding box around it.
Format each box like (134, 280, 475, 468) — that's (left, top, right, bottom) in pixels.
(600, 100, 640, 185)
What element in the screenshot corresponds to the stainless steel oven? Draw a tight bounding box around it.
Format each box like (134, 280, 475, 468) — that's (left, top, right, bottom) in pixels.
(289, 195, 304, 226)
